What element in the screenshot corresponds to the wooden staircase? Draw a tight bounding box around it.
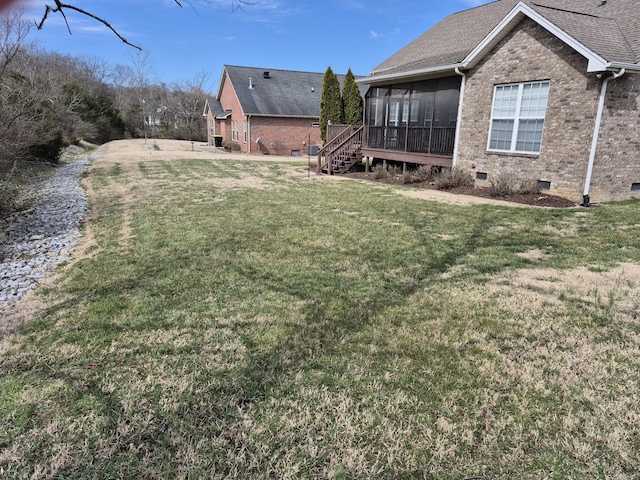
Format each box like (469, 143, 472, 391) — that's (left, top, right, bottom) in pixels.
(317, 125, 364, 175)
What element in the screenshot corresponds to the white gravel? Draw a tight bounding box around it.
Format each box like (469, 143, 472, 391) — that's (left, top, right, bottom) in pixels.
(0, 150, 98, 307)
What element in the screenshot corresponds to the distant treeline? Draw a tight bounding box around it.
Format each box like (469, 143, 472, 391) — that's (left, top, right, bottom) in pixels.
(0, 9, 211, 176)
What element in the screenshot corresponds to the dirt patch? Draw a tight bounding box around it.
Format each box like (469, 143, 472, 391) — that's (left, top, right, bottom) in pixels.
(516, 249, 553, 261)
(342, 171, 578, 208)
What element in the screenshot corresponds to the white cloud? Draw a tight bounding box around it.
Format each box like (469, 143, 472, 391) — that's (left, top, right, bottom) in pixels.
(369, 27, 400, 40)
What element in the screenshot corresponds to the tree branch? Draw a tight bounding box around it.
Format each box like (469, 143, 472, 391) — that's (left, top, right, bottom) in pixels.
(36, 0, 258, 49)
(37, 0, 142, 49)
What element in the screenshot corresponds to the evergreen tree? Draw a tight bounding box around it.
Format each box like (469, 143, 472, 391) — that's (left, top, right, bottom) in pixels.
(342, 68, 363, 125)
(319, 66, 343, 141)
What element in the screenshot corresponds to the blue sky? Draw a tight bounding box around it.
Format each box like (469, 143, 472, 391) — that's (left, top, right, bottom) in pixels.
(20, 0, 493, 93)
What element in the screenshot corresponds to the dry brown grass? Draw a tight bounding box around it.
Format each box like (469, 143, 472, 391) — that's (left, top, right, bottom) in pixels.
(2, 141, 640, 478)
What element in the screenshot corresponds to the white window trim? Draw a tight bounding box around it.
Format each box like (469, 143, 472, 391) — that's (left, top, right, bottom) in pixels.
(243, 120, 247, 144)
(389, 101, 400, 126)
(487, 80, 549, 154)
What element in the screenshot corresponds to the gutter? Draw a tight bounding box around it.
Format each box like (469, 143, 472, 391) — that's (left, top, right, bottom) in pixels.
(245, 113, 319, 119)
(356, 63, 464, 85)
(605, 62, 640, 72)
(452, 67, 467, 168)
(582, 68, 625, 206)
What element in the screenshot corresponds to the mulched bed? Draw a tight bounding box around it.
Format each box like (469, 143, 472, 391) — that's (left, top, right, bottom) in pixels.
(341, 171, 578, 208)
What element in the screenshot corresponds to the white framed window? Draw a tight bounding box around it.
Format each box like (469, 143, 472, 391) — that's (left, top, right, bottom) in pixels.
(389, 101, 400, 126)
(488, 80, 549, 154)
(243, 120, 247, 143)
(410, 100, 420, 124)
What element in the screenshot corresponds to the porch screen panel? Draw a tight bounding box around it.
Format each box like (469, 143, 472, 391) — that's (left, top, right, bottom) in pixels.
(407, 80, 435, 153)
(366, 87, 388, 149)
(431, 77, 460, 155)
(387, 85, 410, 150)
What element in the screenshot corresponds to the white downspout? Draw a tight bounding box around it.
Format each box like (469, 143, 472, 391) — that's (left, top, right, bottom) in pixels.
(583, 68, 625, 206)
(247, 115, 251, 154)
(452, 67, 467, 168)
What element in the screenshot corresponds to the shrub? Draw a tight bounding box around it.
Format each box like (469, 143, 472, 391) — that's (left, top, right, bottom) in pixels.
(222, 141, 242, 153)
(489, 173, 515, 197)
(371, 164, 390, 179)
(488, 175, 541, 197)
(371, 163, 401, 179)
(29, 129, 64, 162)
(518, 178, 541, 195)
(403, 165, 438, 184)
(388, 164, 401, 177)
(434, 167, 474, 190)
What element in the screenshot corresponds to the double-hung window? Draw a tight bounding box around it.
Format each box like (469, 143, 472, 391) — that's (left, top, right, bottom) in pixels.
(488, 81, 549, 154)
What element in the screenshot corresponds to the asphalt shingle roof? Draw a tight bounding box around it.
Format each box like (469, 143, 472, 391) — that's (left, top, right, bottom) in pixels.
(370, 0, 640, 78)
(222, 66, 349, 118)
(205, 98, 229, 118)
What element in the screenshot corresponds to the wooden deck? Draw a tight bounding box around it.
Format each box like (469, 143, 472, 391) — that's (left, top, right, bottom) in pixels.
(317, 124, 455, 175)
(360, 147, 452, 168)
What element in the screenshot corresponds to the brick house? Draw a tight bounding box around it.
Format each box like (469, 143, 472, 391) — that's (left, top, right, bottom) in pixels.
(356, 0, 640, 203)
(204, 66, 350, 156)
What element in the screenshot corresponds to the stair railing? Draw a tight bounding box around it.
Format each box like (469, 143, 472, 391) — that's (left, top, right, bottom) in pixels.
(317, 125, 364, 174)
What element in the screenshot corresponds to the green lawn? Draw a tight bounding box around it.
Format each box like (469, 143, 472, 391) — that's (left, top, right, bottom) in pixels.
(1, 154, 640, 479)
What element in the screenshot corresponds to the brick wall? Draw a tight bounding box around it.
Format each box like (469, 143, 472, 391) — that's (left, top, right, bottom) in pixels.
(214, 72, 322, 155)
(457, 18, 603, 201)
(218, 76, 245, 150)
(591, 74, 640, 201)
(250, 116, 321, 156)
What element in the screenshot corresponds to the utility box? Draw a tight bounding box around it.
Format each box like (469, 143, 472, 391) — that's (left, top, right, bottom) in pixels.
(307, 145, 319, 156)
(213, 135, 223, 147)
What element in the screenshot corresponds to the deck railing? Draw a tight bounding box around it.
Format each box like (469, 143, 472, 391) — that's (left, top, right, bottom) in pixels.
(365, 125, 456, 156)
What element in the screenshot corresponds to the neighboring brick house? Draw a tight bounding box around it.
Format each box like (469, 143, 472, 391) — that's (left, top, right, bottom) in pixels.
(204, 66, 349, 156)
(357, 0, 640, 203)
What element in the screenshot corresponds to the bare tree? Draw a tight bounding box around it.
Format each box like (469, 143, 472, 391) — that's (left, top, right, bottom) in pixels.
(0, 10, 52, 177)
(165, 71, 211, 141)
(127, 50, 157, 140)
(35, 0, 256, 50)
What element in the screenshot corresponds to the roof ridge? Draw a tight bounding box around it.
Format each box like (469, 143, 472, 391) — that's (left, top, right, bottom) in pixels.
(610, 16, 639, 61)
(530, 3, 602, 19)
(447, 0, 504, 17)
(225, 64, 328, 76)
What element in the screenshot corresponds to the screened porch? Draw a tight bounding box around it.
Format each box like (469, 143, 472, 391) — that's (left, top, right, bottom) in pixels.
(362, 76, 461, 165)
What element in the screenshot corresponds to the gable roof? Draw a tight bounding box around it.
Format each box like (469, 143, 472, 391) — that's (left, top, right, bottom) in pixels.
(219, 66, 350, 118)
(366, 0, 640, 83)
(203, 98, 231, 119)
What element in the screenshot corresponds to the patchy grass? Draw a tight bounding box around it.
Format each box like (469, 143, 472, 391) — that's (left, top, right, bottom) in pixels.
(1, 152, 640, 479)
